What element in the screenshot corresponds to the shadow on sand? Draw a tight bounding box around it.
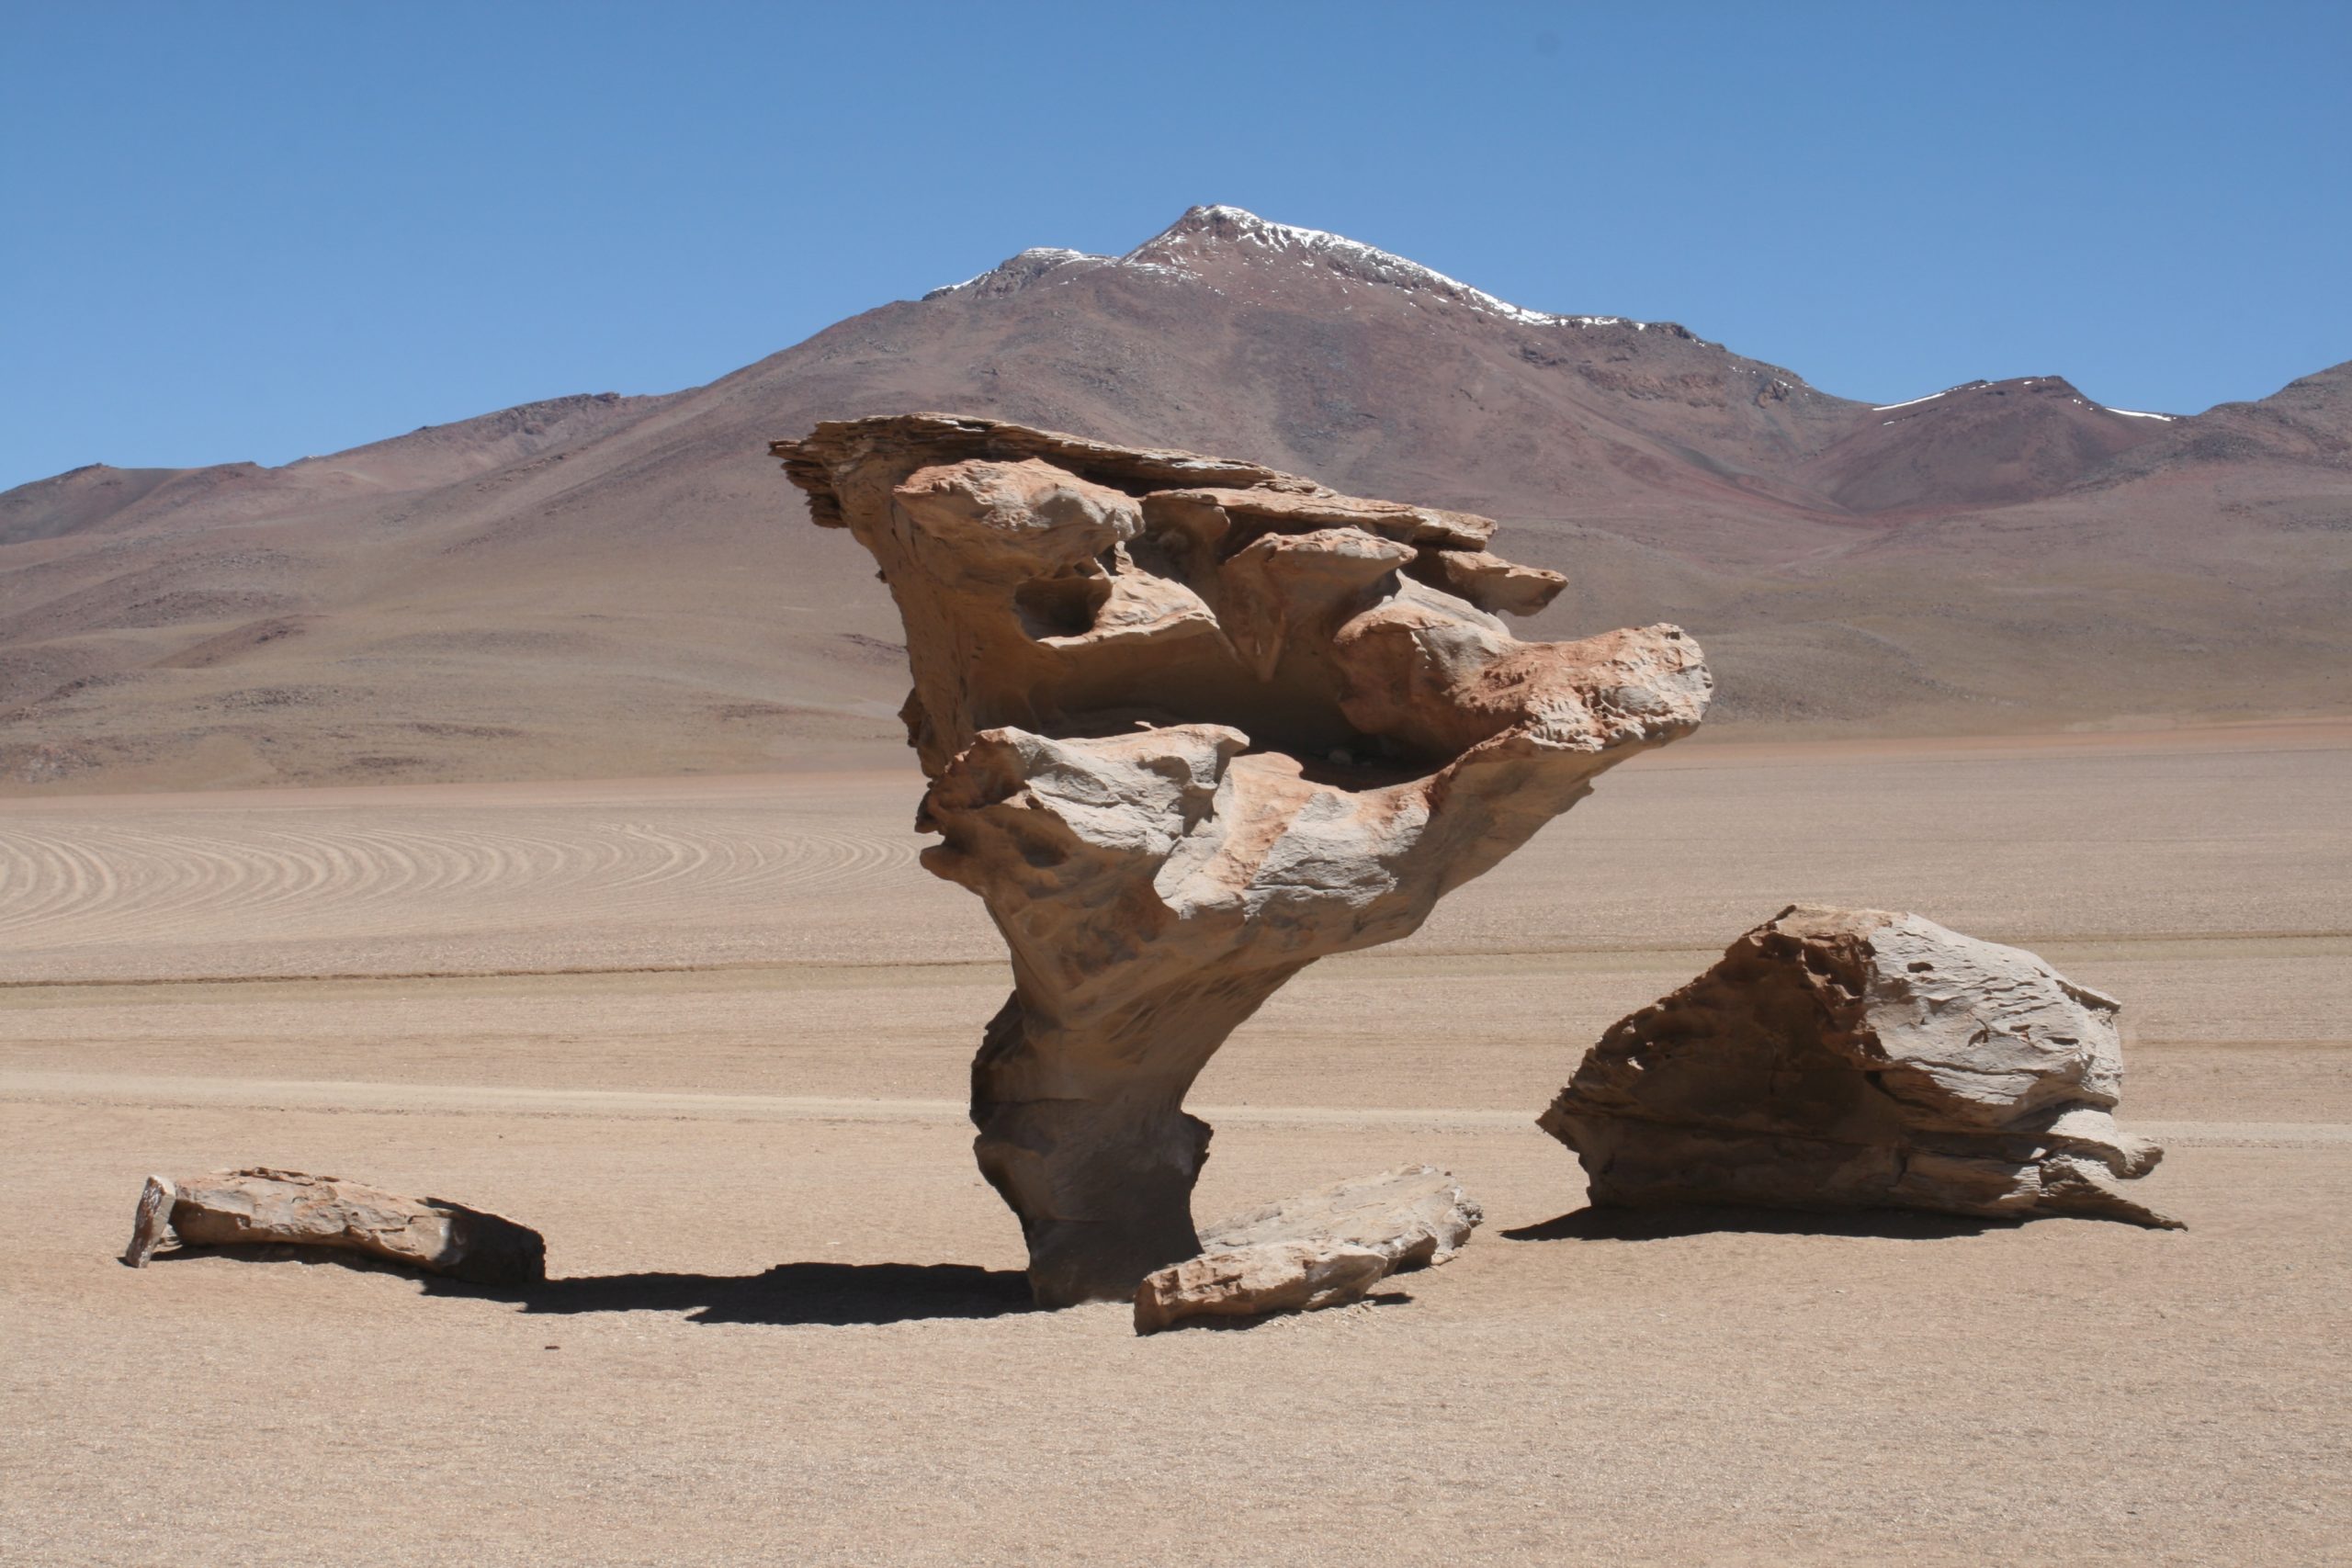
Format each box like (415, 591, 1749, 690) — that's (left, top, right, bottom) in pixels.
(1502, 1204, 2015, 1244)
(430, 1261, 1039, 1325)
(150, 1248, 1036, 1325)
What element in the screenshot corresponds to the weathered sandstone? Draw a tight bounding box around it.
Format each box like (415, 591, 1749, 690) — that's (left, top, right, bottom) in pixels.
(775, 413, 1711, 1305)
(1134, 1242, 1392, 1334)
(123, 1168, 547, 1282)
(1134, 1166, 1485, 1332)
(1197, 1165, 1482, 1270)
(1540, 906, 2180, 1228)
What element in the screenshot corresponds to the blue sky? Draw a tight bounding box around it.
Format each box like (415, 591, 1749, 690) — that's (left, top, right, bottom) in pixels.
(4, 1, 2346, 489)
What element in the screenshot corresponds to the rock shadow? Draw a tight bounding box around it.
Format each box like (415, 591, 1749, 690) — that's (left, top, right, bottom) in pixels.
(143, 1244, 437, 1277)
(432, 1261, 1038, 1325)
(1502, 1204, 2015, 1243)
(149, 1249, 1037, 1325)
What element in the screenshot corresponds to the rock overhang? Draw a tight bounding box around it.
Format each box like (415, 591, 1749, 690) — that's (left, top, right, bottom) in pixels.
(775, 412, 1713, 1304)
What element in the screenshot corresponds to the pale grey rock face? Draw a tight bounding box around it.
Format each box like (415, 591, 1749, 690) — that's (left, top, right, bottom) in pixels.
(775, 414, 1710, 1305)
(122, 1168, 546, 1283)
(1198, 1165, 1482, 1271)
(1540, 906, 2180, 1228)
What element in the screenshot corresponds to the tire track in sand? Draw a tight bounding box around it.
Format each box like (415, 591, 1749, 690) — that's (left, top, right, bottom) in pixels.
(0, 807, 920, 956)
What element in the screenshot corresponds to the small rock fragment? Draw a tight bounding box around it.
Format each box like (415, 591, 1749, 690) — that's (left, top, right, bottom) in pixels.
(122, 1168, 546, 1282)
(1134, 1167, 1483, 1333)
(123, 1174, 176, 1268)
(1199, 1164, 1482, 1270)
(1134, 1242, 1391, 1334)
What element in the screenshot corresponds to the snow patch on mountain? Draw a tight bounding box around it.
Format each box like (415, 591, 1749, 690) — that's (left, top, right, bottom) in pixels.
(922, 248, 1107, 299)
(1129, 206, 1693, 337)
(923, 205, 1709, 346)
(1871, 378, 2180, 423)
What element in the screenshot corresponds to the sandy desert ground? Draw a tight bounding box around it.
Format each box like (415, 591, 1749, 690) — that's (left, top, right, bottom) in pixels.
(3, 724, 2347, 1566)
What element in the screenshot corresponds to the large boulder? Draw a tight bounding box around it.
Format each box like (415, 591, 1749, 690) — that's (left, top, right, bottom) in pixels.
(123, 1168, 547, 1282)
(775, 415, 1710, 1304)
(1540, 906, 2180, 1228)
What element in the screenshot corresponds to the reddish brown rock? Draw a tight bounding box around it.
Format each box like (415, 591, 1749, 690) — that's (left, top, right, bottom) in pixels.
(775, 413, 1711, 1305)
(122, 1168, 546, 1282)
(1541, 906, 2180, 1228)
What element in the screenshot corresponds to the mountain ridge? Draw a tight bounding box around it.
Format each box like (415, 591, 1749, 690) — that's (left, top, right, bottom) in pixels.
(3, 205, 2346, 794)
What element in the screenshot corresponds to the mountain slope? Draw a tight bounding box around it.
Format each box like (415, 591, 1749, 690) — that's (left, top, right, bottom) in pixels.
(1795, 377, 2178, 514)
(3, 206, 2347, 793)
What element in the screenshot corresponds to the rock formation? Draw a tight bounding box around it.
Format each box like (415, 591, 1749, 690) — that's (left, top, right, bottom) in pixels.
(1540, 906, 2180, 1228)
(775, 414, 1710, 1304)
(1134, 1166, 1485, 1332)
(123, 1168, 547, 1282)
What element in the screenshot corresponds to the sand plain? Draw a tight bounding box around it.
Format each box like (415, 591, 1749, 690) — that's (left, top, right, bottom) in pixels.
(3, 725, 2348, 1566)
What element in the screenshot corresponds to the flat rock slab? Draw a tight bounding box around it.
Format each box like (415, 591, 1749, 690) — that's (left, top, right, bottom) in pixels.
(1135, 1242, 1390, 1334)
(123, 1168, 546, 1283)
(1198, 1164, 1483, 1269)
(1136, 1166, 1482, 1333)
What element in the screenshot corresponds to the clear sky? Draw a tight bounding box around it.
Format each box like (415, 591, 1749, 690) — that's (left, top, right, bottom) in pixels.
(5, 1, 2347, 489)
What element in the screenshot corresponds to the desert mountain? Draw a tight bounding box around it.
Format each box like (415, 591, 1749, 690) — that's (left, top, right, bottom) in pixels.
(4, 205, 2346, 793)
(1794, 378, 2178, 514)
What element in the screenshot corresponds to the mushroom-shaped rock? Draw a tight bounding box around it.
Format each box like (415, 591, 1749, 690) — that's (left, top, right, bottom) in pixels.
(1539, 906, 2181, 1228)
(774, 413, 1712, 1305)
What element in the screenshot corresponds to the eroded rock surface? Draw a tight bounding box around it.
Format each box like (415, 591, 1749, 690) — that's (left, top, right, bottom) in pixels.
(122, 1168, 547, 1282)
(1198, 1165, 1482, 1270)
(1134, 1242, 1391, 1334)
(1135, 1166, 1485, 1333)
(1540, 906, 2180, 1228)
(775, 413, 1710, 1304)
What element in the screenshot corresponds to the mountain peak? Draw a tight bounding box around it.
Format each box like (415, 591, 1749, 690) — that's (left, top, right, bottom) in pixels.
(922, 247, 1109, 300)
(923, 205, 1693, 342)
(1127, 205, 1688, 336)
(1870, 376, 2178, 423)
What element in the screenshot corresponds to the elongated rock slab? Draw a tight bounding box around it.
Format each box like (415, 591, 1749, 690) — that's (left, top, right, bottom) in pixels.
(1135, 1166, 1484, 1333)
(123, 1168, 547, 1283)
(1134, 1242, 1391, 1334)
(1540, 906, 2181, 1228)
(775, 415, 1709, 1304)
(1199, 1165, 1481, 1270)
